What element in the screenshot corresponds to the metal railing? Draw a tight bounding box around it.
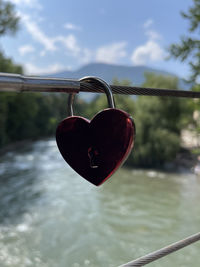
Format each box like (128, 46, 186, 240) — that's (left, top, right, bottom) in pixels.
(1, 72, 200, 98)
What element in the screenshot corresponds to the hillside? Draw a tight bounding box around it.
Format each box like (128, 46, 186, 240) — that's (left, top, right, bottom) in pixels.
(50, 63, 177, 85)
(48, 63, 189, 101)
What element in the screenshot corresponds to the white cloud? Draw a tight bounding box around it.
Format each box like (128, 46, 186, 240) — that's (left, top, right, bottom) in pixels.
(81, 48, 93, 64)
(64, 23, 81, 31)
(20, 14, 57, 51)
(131, 40, 165, 65)
(20, 14, 84, 59)
(10, 0, 42, 9)
(96, 42, 127, 64)
(39, 50, 46, 57)
(18, 44, 35, 56)
(56, 34, 80, 56)
(24, 63, 66, 75)
(145, 29, 161, 40)
(143, 19, 154, 29)
(143, 19, 161, 41)
(18, 14, 130, 68)
(131, 19, 165, 65)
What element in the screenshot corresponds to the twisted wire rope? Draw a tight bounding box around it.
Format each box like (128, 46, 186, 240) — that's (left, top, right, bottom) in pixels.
(119, 232, 200, 266)
(80, 82, 200, 98)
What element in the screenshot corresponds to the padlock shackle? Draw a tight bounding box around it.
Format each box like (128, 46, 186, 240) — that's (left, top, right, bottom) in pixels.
(68, 76, 115, 117)
(68, 93, 75, 116)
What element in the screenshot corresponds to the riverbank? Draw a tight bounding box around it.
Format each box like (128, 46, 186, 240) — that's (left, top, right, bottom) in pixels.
(164, 147, 197, 172)
(0, 137, 52, 156)
(0, 138, 199, 175)
(0, 139, 35, 156)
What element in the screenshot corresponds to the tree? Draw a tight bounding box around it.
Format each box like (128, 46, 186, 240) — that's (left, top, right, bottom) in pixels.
(0, 51, 23, 73)
(0, 0, 19, 36)
(0, 0, 22, 147)
(126, 73, 188, 168)
(169, 0, 200, 82)
(0, 51, 24, 147)
(0, 0, 22, 73)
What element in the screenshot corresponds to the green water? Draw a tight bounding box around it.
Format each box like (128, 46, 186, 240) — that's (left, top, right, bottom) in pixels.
(0, 139, 200, 267)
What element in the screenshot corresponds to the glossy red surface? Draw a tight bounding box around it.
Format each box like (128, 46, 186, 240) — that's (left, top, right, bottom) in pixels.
(56, 108, 135, 186)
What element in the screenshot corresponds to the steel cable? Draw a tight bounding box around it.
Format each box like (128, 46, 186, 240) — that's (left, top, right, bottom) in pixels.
(80, 82, 200, 98)
(119, 232, 200, 266)
(0, 73, 200, 98)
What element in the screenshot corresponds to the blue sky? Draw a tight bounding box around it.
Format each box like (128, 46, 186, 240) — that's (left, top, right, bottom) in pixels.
(0, 0, 193, 78)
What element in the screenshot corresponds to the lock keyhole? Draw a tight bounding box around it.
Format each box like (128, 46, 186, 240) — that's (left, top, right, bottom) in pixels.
(88, 147, 99, 168)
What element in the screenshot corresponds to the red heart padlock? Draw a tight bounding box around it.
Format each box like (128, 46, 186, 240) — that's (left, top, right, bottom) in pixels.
(56, 77, 135, 186)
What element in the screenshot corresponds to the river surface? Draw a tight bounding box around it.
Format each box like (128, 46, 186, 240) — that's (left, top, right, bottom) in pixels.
(0, 139, 200, 267)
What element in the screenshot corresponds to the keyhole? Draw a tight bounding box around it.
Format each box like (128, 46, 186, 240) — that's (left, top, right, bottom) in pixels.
(88, 147, 99, 168)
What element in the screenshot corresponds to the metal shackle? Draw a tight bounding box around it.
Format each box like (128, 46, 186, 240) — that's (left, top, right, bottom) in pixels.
(68, 76, 115, 116)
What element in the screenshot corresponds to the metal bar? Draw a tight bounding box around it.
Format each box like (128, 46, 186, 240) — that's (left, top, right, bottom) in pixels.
(1, 72, 200, 99)
(0, 72, 80, 93)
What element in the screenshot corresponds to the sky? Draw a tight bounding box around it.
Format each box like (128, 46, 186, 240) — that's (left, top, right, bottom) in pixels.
(0, 0, 194, 78)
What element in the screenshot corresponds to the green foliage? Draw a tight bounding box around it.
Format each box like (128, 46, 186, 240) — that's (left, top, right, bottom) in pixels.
(0, 90, 89, 148)
(127, 73, 190, 167)
(0, 52, 24, 147)
(82, 74, 189, 168)
(169, 0, 200, 82)
(112, 77, 132, 86)
(0, 73, 191, 168)
(127, 96, 181, 167)
(0, 93, 8, 147)
(0, 0, 19, 36)
(0, 0, 22, 146)
(0, 51, 23, 73)
(0, 93, 66, 145)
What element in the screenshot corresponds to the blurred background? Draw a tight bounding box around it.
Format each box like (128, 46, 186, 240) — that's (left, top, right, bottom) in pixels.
(0, 0, 200, 266)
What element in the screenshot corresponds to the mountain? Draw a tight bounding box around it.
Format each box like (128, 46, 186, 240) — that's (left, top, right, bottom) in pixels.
(50, 63, 178, 85)
(48, 63, 189, 101)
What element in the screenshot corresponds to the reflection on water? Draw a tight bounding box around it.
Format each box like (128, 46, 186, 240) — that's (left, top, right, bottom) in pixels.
(0, 139, 200, 267)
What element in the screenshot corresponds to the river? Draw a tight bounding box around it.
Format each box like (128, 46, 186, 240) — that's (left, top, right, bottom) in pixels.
(0, 139, 200, 267)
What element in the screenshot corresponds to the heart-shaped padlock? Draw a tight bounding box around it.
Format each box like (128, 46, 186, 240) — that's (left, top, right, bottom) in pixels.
(56, 76, 135, 186)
